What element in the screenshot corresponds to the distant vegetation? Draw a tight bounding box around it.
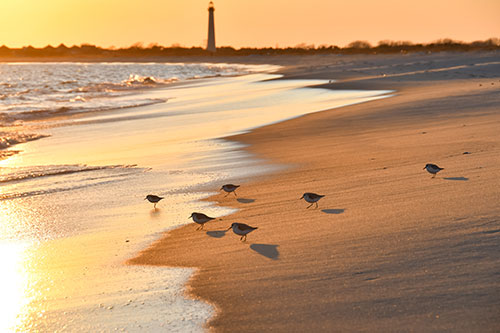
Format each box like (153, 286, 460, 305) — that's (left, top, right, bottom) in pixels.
(0, 39, 499, 59)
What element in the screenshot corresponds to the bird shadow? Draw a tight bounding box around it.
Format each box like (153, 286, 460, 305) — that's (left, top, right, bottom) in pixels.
(353, 270, 379, 281)
(237, 198, 255, 204)
(236, 198, 255, 203)
(149, 209, 161, 218)
(482, 229, 500, 235)
(206, 229, 229, 238)
(250, 244, 280, 260)
(321, 208, 345, 214)
(443, 177, 469, 181)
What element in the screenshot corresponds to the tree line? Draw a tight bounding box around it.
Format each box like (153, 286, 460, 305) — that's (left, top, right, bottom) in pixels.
(0, 38, 498, 59)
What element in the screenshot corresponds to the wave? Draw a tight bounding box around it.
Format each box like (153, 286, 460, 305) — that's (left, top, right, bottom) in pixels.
(60, 80, 78, 85)
(0, 164, 139, 185)
(124, 74, 178, 86)
(0, 164, 145, 200)
(0, 62, 277, 127)
(0, 176, 133, 201)
(0, 132, 49, 153)
(66, 75, 178, 95)
(0, 98, 166, 123)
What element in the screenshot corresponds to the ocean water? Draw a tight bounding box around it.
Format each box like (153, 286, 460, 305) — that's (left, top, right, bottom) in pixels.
(0, 62, 391, 331)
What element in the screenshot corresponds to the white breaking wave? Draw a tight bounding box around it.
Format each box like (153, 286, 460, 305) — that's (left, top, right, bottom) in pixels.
(0, 62, 277, 124)
(0, 132, 49, 150)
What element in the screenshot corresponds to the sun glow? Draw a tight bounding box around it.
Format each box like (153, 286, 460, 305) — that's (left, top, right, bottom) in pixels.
(0, 241, 32, 331)
(0, 0, 498, 48)
(0, 198, 46, 332)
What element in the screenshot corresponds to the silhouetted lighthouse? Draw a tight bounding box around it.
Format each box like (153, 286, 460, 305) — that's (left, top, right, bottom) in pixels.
(207, 2, 216, 52)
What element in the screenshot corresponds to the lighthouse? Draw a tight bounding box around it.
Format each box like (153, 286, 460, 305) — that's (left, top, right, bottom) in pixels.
(207, 2, 216, 52)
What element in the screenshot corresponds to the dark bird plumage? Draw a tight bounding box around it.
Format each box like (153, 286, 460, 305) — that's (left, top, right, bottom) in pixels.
(221, 184, 240, 197)
(300, 192, 325, 209)
(145, 194, 163, 209)
(423, 163, 444, 178)
(189, 212, 216, 230)
(227, 222, 258, 241)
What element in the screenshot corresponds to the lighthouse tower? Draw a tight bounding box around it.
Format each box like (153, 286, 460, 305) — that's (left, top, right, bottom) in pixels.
(206, 2, 216, 52)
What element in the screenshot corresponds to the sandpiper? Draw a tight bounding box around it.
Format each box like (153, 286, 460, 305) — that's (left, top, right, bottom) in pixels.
(144, 194, 163, 209)
(300, 192, 325, 209)
(227, 222, 258, 241)
(221, 184, 240, 197)
(189, 212, 216, 230)
(423, 163, 444, 178)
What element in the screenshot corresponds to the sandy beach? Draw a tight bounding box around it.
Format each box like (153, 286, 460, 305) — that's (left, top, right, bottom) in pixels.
(2, 1, 498, 331)
(129, 51, 500, 332)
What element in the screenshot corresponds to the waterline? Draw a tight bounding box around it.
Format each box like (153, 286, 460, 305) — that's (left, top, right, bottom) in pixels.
(0, 68, 391, 331)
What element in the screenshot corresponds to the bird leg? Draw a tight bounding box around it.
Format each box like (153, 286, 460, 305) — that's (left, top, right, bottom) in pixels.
(306, 203, 313, 209)
(233, 191, 237, 197)
(224, 192, 229, 197)
(315, 202, 318, 209)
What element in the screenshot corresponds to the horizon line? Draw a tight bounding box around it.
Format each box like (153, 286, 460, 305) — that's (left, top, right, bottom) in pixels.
(2, 37, 500, 51)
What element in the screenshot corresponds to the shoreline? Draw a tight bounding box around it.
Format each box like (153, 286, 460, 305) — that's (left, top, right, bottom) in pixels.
(129, 52, 500, 331)
(1, 65, 392, 331)
(0, 63, 280, 163)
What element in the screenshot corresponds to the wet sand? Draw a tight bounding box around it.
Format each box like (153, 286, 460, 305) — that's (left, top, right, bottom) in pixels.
(129, 52, 500, 332)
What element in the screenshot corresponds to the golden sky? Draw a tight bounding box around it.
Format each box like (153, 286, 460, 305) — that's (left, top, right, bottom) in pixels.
(0, 0, 498, 48)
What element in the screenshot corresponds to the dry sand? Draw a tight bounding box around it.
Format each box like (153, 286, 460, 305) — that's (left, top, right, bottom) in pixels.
(129, 52, 500, 332)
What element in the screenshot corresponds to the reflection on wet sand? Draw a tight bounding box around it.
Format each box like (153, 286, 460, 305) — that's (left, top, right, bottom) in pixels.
(0, 71, 389, 330)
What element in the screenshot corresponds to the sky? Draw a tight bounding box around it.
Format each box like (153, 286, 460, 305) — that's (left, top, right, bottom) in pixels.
(0, 0, 498, 48)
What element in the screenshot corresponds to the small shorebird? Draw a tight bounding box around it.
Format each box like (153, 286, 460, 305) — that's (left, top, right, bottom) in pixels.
(189, 212, 216, 230)
(423, 163, 444, 178)
(144, 194, 163, 209)
(300, 192, 325, 209)
(227, 222, 258, 241)
(221, 184, 240, 197)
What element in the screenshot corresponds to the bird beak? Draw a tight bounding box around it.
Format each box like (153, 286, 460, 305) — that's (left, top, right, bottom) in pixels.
(144, 197, 147, 200)
(299, 195, 304, 200)
(422, 167, 426, 170)
(226, 226, 232, 231)
(188, 216, 192, 219)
